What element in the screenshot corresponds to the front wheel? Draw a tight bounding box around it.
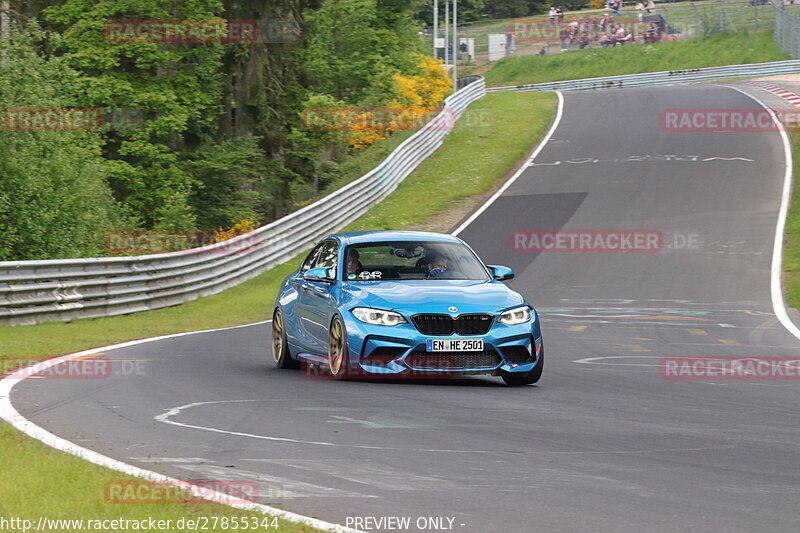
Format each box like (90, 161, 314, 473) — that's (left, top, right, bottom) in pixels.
(501, 345, 544, 386)
(272, 309, 298, 369)
(328, 316, 353, 379)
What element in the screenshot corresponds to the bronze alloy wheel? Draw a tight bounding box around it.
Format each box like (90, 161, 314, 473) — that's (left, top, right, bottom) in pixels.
(328, 317, 348, 377)
(272, 309, 298, 369)
(272, 311, 284, 365)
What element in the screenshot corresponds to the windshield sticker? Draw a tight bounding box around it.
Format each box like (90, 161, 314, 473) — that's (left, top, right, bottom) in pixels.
(358, 271, 382, 280)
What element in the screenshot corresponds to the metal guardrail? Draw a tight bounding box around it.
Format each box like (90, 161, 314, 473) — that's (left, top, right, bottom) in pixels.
(488, 59, 800, 92)
(0, 78, 487, 326)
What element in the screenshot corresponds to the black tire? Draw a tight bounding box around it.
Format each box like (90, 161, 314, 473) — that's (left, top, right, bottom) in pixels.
(328, 316, 353, 379)
(272, 309, 298, 369)
(501, 344, 544, 386)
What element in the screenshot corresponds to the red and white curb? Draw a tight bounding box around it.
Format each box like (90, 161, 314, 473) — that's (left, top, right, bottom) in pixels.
(745, 81, 800, 108)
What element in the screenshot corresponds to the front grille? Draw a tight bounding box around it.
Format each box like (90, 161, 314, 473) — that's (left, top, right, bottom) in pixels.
(405, 350, 502, 370)
(411, 314, 494, 336)
(411, 314, 454, 335)
(457, 314, 494, 335)
(502, 346, 533, 364)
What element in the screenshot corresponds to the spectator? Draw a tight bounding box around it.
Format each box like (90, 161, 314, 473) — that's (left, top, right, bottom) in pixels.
(559, 27, 569, 51)
(556, 6, 564, 23)
(579, 31, 591, 49)
(646, 0, 655, 13)
(635, 1, 644, 21)
(549, 6, 557, 25)
(615, 26, 632, 44)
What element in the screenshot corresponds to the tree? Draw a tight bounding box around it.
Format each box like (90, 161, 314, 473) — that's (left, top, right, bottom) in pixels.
(45, 0, 227, 230)
(415, 0, 486, 25)
(0, 25, 130, 260)
(484, 0, 548, 18)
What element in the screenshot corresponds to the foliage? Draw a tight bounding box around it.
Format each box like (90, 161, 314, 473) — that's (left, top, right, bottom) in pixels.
(212, 217, 258, 243)
(304, 0, 424, 105)
(44, 0, 226, 230)
(0, 25, 131, 260)
(182, 136, 264, 230)
(1, 0, 445, 260)
(349, 53, 451, 150)
(483, 0, 550, 19)
(415, 0, 486, 25)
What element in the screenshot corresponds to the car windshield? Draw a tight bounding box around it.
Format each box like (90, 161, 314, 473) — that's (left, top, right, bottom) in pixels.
(343, 241, 490, 281)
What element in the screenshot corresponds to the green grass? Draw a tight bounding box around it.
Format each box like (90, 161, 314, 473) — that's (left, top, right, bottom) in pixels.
(345, 91, 556, 231)
(484, 30, 789, 86)
(319, 132, 413, 197)
(0, 90, 556, 531)
(437, 0, 779, 61)
(784, 132, 800, 309)
(0, 423, 320, 533)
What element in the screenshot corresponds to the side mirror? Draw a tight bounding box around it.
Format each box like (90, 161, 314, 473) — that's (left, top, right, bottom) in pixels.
(487, 265, 515, 281)
(304, 266, 335, 284)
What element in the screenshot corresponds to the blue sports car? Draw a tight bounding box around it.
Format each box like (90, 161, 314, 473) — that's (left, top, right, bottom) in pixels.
(271, 230, 543, 386)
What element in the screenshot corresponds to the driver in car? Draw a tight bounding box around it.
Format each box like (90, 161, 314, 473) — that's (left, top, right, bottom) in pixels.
(425, 252, 448, 278)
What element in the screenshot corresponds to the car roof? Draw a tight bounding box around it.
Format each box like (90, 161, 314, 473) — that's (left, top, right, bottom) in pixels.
(328, 230, 463, 246)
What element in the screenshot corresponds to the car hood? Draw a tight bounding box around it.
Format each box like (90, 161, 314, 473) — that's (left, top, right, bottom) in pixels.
(339, 279, 525, 315)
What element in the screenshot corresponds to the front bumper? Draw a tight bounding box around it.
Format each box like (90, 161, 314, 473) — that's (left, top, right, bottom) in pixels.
(342, 314, 543, 377)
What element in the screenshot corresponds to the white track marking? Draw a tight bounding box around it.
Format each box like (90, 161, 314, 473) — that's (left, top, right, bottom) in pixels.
(242, 459, 451, 492)
(573, 355, 664, 367)
(154, 399, 512, 454)
(728, 85, 800, 342)
(0, 321, 365, 533)
(177, 463, 371, 499)
(451, 91, 565, 236)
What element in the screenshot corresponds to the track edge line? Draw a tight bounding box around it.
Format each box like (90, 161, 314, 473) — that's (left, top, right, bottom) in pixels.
(728, 84, 800, 341)
(0, 319, 364, 533)
(451, 90, 565, 236)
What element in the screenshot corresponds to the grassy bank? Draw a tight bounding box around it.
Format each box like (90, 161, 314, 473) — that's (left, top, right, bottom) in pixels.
(784, 133, 800, 309)
(0, 90, 557, 531)
(484, 31, 789, 87)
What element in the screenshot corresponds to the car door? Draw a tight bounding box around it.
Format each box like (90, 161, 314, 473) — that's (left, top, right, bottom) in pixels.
(296, 240, 339, 354)
(287, 243, 324, 353)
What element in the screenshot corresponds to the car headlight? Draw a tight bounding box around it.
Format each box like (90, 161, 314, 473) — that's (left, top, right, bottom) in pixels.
(498, 305, 532, 325)
(351, 307, 407, 326)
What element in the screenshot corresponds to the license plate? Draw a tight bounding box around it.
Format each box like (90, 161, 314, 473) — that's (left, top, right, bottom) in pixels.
(426, 339, 484, 352)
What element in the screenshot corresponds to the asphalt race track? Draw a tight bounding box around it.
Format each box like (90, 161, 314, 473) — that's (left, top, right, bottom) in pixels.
(12, 84, 800, 533)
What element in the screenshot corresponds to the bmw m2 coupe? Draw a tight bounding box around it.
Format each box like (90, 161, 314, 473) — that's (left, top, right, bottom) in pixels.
(271, 230, 543, 386)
